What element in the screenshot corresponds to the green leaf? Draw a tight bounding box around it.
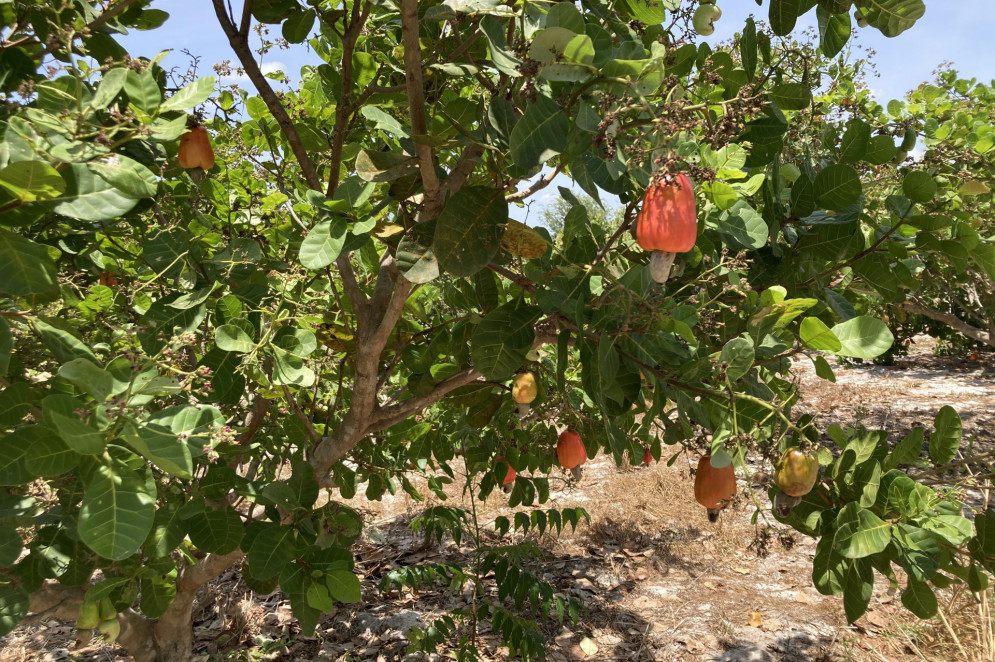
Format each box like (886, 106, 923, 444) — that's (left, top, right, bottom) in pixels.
(90, 68, 128, 109)
(831, 316, 894, 358)
(145, 500, 188, 558)
(625, 0, 666, 24)
(0, 318, 10, 377)
(300, 217, 347, 270)
(893, 524, 939, 581)
(719, 337, 754, 381)
(33, 319, 97, 364)
(433, 187, 507, 277)
(479, 15, 521, 77)
(769, 0, 800, 35)
(833, 502, 892, 559)
(800, 317, 842, 352)
(817, 7, 851, 57)
(0, 427, 41, 485)
(52, 163, 140, 221)
(0, 230, 60, 303)
(918, 515, 972, 548)
(716, 201, 769, 249)
(841, 558, 873, 623)
(814, 163, 861, 211)
(470, 301, 542, 381)
(812, 534, 845, 595)
(929, 405, 961, 466)
(902, 170, 937, 203)
(509, 95, 569, 169)
(59, 358, 114, 402)
(283, 9, 316, 43)
(325, 570, 362, 603)
(160, 76, 216, 112)
(813, 355, 836, 382)
(769, 83, 812, 111)
(901, 579, 937, 618)
(139, 571, 176, 618)
(45, 409, 105, 455)
(886, 426, 924, 470)
(839, 119, 870, 164)
(79, 463, 156, 561)
(248, 524, 300, 580)
(0, 579, 29, 637)
(120, 423, 193, 479)
(215, 325, 255, 353)
(864, 135, 897, 165)
(281, 563, 321, 635)
(124, 70, 161, 112)
(23, 429, 78, 477)
(87, 154, 158, 199)
(396, 221, 439, 284)
(187, 507, 243, 555)
(0, 528, 22, 566)
(861, 0, 925, 37)
(0, 161, 65, 202)
(741, 17, 758, 81)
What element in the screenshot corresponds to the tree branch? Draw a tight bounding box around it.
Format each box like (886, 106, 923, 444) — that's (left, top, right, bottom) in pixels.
(903, 300, 991, 346)
(325, 2, 372, 197)
(506, 164, 563, 202)
(211, 0, 321, 191)
(366, 368, 483, 433)
(399, 0, 442, 216)
(239, 0, 254, 37)
(439, 144, 485, 198)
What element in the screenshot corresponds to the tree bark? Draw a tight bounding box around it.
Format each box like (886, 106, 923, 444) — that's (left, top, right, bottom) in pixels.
(903, 300, 992, 347)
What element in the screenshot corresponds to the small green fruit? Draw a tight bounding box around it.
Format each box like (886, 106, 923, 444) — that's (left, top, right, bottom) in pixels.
(853, 10, 869, 27)
(693, 4, 722, 36)
(98, 617, 121, 643)
(900, 130, 917, 151)
(99, 597, 116, 621)
(76, 602, 100, 630)
(895, 149, 909, 163)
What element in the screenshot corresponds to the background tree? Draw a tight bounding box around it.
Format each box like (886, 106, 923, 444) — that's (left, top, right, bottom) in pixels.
(534, 192, 623, 239)
(1, 1, 992, 662)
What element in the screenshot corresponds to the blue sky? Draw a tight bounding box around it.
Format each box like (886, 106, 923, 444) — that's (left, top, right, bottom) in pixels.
(118, 1, 991, 222)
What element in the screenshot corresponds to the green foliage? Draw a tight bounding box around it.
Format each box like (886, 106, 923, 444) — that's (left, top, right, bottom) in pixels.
(0, 1, 989, 660)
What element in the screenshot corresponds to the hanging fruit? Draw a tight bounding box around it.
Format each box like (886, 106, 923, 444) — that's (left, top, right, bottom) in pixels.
(495, 456, 516, 493)
(557, 429, 587, 480)
(642, 446, 653, 466)
(773, 448, 819, 515)
(178, 126, 215, 170)
(511, 371, 538, 417)
(774, 449, 819, 497)
(635, 173, 697, 284)
(693, 455, 736, 522)
(692, 1, 722, 36)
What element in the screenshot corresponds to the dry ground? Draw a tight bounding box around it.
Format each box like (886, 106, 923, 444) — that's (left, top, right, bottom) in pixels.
(5, 339, 994, 662)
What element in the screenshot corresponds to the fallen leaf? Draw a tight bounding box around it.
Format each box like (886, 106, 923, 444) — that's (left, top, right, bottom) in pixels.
(684, 639, 705, 653)
(579, 637, 599, 656)
(733, 567, 752, 575)
(747, 611, 763, 627)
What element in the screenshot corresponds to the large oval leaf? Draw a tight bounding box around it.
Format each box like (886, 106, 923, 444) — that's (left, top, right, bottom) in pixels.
(470, 301, 542, 381)
(831, 316, 894, 358)
(433, 187, 507, 277)
(79, 463, 156, 561)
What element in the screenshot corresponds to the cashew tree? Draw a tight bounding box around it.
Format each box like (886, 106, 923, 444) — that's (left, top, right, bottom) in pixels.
(2, 1, 992, 662)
